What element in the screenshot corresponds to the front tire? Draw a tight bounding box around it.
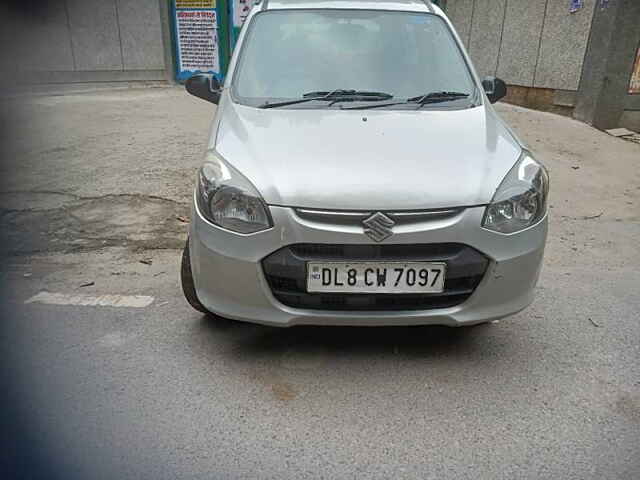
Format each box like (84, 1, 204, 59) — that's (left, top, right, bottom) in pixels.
(181, 239, 209, 314)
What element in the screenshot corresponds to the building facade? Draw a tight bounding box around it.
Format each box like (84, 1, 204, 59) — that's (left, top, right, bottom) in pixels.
(2, 0, 638, 131)
(0, 0, 172, 87)
(444, 0, 640, 131)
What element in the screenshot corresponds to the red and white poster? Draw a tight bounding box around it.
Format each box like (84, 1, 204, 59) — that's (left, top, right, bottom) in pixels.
(630, 46, 640, 95)
(233, 0, 252, 28)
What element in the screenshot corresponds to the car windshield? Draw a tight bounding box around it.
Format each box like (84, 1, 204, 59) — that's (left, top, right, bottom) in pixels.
(232, 9, 476, 108)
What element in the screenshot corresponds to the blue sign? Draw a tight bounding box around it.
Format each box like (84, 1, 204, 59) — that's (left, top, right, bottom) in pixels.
(569, 0, 584, 13)
(171, 0, 222, 82)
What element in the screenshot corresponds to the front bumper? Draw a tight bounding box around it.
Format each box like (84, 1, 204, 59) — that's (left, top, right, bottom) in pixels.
(189, 200, 547, 327)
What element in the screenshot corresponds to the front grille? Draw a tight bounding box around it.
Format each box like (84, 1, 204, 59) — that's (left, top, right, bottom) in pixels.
(294, 208, 463, 228)
(262, 244, 489, 311)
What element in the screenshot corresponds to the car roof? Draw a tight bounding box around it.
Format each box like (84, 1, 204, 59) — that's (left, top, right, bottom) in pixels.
(263, 0, 437, 14)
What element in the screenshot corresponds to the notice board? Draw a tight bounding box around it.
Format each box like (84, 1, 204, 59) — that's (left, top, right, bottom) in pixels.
(171, 0, 229, 82)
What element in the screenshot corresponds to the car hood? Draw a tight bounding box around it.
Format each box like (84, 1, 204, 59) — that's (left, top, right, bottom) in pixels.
(214, 99, 522, 211)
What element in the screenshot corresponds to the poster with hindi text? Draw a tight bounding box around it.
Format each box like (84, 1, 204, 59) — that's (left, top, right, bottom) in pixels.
(172, 0, 220, 81)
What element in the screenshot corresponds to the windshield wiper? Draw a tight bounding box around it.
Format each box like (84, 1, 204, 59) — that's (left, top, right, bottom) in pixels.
(409, 91, 470, 108)
(341, 91, 470, 110)
(258, 89, 393, 109)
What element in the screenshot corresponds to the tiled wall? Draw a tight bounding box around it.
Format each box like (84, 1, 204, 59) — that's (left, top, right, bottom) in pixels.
(2, 0, 166, 82)
(446, 0, 596, 91)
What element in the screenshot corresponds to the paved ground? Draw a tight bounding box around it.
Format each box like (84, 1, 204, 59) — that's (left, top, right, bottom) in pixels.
(1, 87, 639, 479)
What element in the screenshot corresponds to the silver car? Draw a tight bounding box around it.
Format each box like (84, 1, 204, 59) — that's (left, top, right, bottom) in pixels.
(180, 0, 549, 327)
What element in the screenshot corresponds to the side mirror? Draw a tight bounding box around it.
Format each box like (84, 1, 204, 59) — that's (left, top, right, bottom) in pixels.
(482, 76, 507, 104)
(185, 74, 221, 104)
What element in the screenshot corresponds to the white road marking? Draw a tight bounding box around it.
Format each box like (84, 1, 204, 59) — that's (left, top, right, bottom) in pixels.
(25, 291, 154, 308)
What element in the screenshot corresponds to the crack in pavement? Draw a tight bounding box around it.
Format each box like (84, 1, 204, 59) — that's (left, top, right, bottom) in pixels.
(1, 191, 190, 256)
(0, 190, 187, 212)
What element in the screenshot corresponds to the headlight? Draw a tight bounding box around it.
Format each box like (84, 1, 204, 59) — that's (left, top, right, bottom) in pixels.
(483, 151, 549, 234)
(196, 150, 272, 234)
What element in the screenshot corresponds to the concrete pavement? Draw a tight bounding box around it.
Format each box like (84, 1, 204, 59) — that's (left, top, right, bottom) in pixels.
(1, 87, 639, 479)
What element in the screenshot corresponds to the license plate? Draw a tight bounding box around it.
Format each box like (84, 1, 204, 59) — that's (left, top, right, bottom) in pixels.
(306, 262, 446, 294)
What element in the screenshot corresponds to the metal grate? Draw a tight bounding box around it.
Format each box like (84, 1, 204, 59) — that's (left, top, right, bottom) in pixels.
(262, 243, 489, 311)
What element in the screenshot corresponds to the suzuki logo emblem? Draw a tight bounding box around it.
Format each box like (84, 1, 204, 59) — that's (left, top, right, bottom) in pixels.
(363, 212, 395, 242)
